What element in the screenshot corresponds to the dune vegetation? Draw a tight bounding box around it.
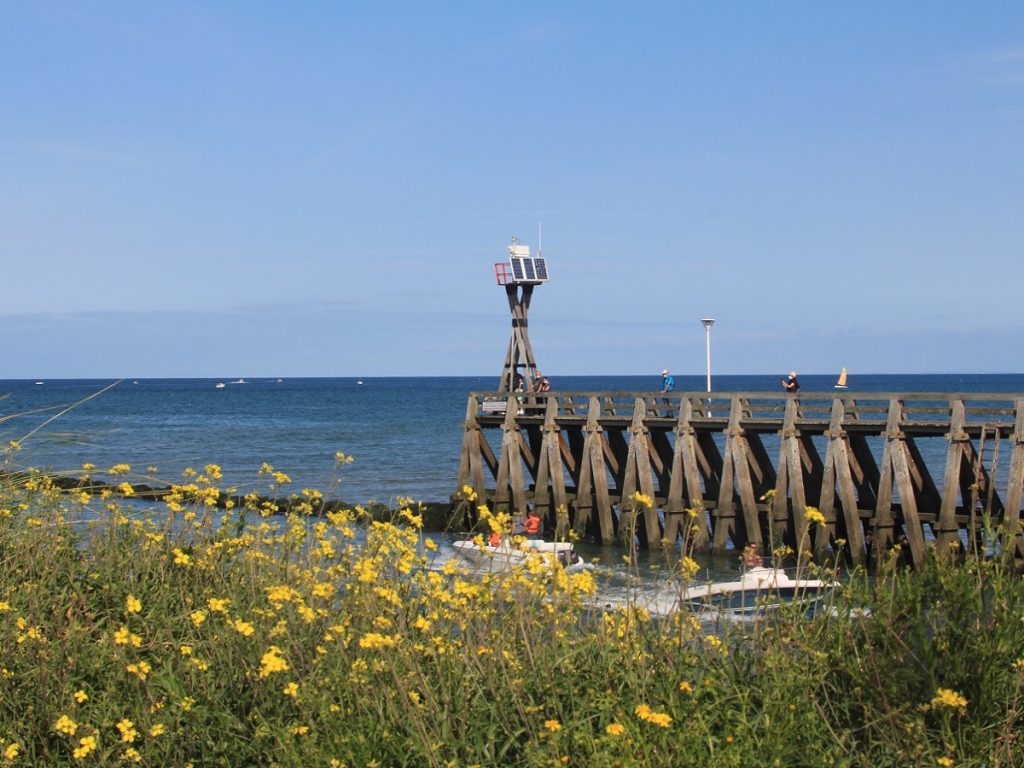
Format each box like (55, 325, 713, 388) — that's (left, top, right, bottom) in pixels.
(0, 455, 1022, 767)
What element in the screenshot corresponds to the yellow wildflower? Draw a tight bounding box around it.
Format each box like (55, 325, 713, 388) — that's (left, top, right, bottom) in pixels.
(73, 735, 97, 759)
(73, 690, 88, 704)
(125, 594, 141, 613)
(931, 688, 968, 712)
(207, 597, 230, 613)
(55, 714, 78, 736)
(606, 722, 625, 736)
(149, 724, 165, 737)
(544, 719, 561, 732)
(116, 719, 137, 743)
(283, 681, 299, 698)
(358, 632, 396, 651)
(232, 619, 255, 637)
(259, 646, 289, 677)
(126, 661, 151, 681)
(805, 506, 826, 525)
(3, 743, 20, 761)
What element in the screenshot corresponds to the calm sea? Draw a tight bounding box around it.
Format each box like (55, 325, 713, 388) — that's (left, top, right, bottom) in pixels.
(3, 374, 1023, 506)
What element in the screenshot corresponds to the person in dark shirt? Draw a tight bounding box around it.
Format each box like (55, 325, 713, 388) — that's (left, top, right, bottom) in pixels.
(781, 371, 800, 392)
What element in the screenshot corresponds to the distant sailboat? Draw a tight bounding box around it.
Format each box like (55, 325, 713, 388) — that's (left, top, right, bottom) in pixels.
(834, 368, 849, 389)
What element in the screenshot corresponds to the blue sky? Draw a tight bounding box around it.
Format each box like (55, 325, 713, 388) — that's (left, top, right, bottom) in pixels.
(2, 2, 1022, 378)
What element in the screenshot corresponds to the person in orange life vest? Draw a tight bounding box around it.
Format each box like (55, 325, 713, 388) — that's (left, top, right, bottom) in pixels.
(488, 531, 502, 547)
(523, 509, 542, 538)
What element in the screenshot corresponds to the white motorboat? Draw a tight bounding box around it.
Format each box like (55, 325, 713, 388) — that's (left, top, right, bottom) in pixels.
(215, 382, 226, 389)
(451, 538, 588, 574)
(683, 563, 835, 617)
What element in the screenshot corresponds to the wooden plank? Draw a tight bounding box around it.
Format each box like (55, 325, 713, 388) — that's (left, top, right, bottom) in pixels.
(937, 400, 967, 555)
(892, 437, 927, 567)
(1002, 400, 1024, 559)
(820, 399, 866, 565)
(873, 399, 901, 554)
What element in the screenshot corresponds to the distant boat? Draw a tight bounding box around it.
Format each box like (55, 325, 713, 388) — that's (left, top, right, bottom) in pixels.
(834, 368, 849, 389)
(34, 381, 44, 385)
(229, 378, 246, 385)
(215, 382, 226, 389)
(357, 380, 364, 385)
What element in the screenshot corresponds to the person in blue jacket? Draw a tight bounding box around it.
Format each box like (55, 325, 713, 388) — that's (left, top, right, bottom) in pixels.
(661, 369, 675, 393)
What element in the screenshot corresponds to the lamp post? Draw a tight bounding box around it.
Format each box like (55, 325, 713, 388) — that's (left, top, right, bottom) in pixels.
(701, 319, 715, 392)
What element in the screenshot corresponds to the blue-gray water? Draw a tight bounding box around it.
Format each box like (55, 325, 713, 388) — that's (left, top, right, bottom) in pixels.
(3, 374, 1023, 505)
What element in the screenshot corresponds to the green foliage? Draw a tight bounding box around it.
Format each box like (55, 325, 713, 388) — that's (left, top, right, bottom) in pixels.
(0, 470, 1023, 767)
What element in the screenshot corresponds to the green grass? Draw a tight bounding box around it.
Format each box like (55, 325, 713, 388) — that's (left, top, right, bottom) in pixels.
(0, 465, 1022, 767)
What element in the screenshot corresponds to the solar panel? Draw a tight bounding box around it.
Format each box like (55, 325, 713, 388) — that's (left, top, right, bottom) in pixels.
(524, 259, 536, 281)
(534, 258, 547, 280)
(511, 259, 524, 280)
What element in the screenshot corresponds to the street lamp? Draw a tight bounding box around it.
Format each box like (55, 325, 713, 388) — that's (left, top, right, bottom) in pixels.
(701, 319, 715, 392)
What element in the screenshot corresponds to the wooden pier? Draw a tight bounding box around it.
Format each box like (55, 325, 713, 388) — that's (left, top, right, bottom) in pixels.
(456, 390, 1024, 567)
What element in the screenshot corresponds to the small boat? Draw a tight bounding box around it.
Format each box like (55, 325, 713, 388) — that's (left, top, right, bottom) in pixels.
(834, 367, 848, 389)
(451, 538, 588, 574)
(229, 378, 246, 385)
(215, 382, 226, 389)
(356, 380, 364, 385)
(683, 562, 835, 618)
(34, 381, 44, 385)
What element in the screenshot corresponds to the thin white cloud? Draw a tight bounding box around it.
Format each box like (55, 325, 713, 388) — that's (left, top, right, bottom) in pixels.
(982, 46, 1024, 63)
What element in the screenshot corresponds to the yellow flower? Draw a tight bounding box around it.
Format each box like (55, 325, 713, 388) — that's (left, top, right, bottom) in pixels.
(631, 492, 654, 508)
(937, 759, 954, 768)
(606, 722, 625, 736)
(173, 549, 192, 566)
(259, 646, 289, 677)
(3, 743, 20, 761)
(126, 661, 151, 681)
(73, 735, 97, 759)
(149, 724, 166, 737)
(635, 704, 672, 728)
(207, 597, 230, 613)
(73, 690, 88, 704)
(117, 482, 134, 497)
(232, 619, 255, 637)
(122, 747, 142, 763)
(804, 506, 826, 525)
(116, 718, 138, 743)
(544, 719, 561, 732)
(358, 632, 396, 651)
(125, 594, 142, 613)
(190, 610, 207, 627)
(108, 463, 131, 476)
(283, 681, 299, 698)
(55, 714, 78, 736)
(931, 688, 968, 712)
(679, 681, 692, 693)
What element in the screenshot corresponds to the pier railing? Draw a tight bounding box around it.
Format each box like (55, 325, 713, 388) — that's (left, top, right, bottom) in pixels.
(456, 390, 1024, 567)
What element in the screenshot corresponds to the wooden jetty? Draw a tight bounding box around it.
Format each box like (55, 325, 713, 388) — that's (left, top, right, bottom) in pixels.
(456, 390, 1024, 567)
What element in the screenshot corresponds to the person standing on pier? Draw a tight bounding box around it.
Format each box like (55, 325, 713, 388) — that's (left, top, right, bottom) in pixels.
(781, 371, 800, 392)
(661, 369, 675, 393)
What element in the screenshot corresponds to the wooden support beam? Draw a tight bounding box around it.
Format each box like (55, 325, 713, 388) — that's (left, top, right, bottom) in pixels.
(819, 398, 866, 565)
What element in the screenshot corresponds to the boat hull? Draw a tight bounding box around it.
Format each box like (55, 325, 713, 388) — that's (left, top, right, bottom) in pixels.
(451, 540, 587, 573)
